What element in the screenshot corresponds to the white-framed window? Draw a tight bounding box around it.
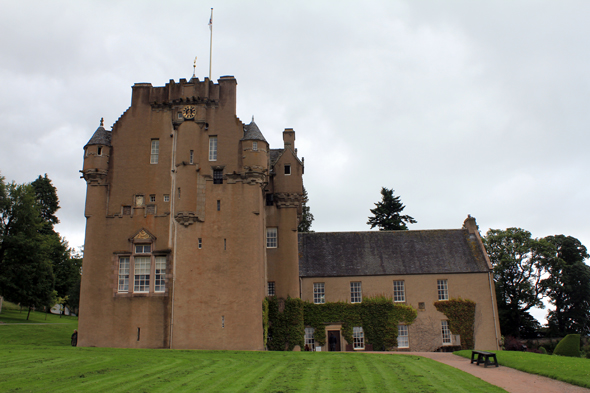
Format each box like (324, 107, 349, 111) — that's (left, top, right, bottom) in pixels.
(393, 280, 405, 302)
(252, 141, 258, 151)
(441, 320, 452, 345)
(353, 327, 364, 349)
(305, 327, 315, 349)
(313, 282, 325, 304)
(437, 279, 449, 301)
(154, 256, 166, 292)
(135, 244, 151, 254)
(149, 194, 156, 203)
(134, 257, 151, 292)
(284, 164, 291, 175)
(189, 150, 194, 164)
(118, 257, 130, 292)
(150, 139, 159, 164)
(266, 228, 278, 248)
(163, 194, 170, 202)
(209, 136, 217, 161)
(267, 281, 276, 297)
(350, 281, 362, 303)
(398, 325, 409, 348)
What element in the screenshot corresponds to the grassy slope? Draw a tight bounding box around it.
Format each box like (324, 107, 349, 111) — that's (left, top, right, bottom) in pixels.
(455, 350, 590, 389)
(0, 308, 506, 392)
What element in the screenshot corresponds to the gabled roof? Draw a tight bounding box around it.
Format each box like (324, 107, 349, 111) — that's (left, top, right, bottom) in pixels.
(85, 119, 111, 148)
(241, 119, 267, 142)
(269, 149, 283, 166)
(299, 229, 490, 277)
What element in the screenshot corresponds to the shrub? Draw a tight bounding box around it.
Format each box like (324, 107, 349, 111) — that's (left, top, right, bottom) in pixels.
(539, 346, 547, 355)
(504, 336, 526, 351)
(553, 334, 581, 358)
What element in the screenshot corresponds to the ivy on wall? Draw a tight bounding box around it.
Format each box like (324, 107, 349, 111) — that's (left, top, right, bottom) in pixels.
(262, 297, 269, 348)
(266, 295, 417, 351)
(434, 298, 476, 350)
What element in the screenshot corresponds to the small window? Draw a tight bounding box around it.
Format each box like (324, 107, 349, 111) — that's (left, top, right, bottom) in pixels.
(252, 141, 258, 151)
(163, 195, 170, 202)
(350, 282, 362, 303)
(151, 139, 159, 164)
(267, 281, 276, 297)
(134, 257, 151, 293)
(284, 164, 291, 175)
(217, 200, 221, 211)
(305, 327, 315, 349)
(149, 195, 156, 203)
(97, 146, 103, 156)
(393, 281, 405, 302)
(213, 170, 223, 184)
(154, 256, 166, 292)
(118, 257, 130, 292)
(441, 321, 452, 345)
(353, 327, 364, 349)
(266, 228, 278, 248)
(198, 238, 202, 249)
(313, 282, 325, 304)
(418, 302, 425, 310)
(265, 193, 274, 206)
(189, 150, 194, 164)
(437, 279, 449, 301)
(209, 136, 217, 161)
(135, 244, 151, 254)
(398, 325, 409, 348)
(224, 239, 227, 250)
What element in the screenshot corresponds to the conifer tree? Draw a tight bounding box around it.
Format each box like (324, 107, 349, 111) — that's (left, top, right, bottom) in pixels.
(367, 187, 416, 231)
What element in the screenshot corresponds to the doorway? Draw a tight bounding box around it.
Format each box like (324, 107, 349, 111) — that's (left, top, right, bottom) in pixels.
(328, 330, 341, 351)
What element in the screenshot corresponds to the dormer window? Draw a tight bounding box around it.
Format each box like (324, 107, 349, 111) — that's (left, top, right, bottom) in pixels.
(284, 164, 291, 175)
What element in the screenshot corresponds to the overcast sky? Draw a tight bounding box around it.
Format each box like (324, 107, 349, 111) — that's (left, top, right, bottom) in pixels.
(1, 1, 589, 321)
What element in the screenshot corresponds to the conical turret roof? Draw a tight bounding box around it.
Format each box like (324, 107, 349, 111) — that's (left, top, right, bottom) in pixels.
(241, 118, 267, 142)
(85, 118, 112, 148)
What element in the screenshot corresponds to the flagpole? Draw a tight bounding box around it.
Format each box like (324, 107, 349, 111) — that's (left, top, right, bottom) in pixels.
(209, 8, 213, 80)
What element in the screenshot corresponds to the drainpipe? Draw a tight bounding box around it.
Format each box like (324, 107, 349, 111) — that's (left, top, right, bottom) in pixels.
(488, 271, 500, 350)
(169, 122, 178, 349)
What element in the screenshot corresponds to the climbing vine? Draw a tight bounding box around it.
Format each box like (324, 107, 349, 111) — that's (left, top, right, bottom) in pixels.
(434, 298, 476, 350)
(266, 297, 305, 351)
(262, 297, 269, 348)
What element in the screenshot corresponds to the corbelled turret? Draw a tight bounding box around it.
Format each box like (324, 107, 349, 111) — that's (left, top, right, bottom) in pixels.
(81, 118, 111, 184)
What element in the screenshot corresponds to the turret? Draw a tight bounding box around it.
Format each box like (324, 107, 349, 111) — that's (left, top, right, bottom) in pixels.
(81, 118, 111, 185)
(241, 118, 268, 184)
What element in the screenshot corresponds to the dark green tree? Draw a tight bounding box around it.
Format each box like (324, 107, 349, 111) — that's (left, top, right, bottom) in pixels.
(31, 174, 60, 227)
(297, 186, 314, 233)
(541, 235, 590, 336)
(483, 228, 553, 338)
(367, 187, 416, 231)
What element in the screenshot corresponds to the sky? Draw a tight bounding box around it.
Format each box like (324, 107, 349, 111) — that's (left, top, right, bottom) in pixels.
(1, 1, 589, 322)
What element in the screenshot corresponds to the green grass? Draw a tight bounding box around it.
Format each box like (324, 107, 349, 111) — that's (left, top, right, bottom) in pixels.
(455, 350, 590, 389)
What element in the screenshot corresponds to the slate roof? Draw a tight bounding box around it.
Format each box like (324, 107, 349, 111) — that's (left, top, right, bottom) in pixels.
(85, 124, 112, 147)
(269, 149, 283, 166)
(298, 229, 490, 277)
(241, 120, 267, 142)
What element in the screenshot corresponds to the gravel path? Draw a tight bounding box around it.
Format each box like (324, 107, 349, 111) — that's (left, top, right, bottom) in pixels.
(387, 352, 590, 393)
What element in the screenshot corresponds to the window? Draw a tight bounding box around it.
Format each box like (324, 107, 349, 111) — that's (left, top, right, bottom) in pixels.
(441, 320, 452, 345)
(163, 194, 170, 202)
(190, 150, 194, 164)
(252, 141, 258, 151)
(97, 146, 103, 156)
(267, 281, 276, 297)
(154, 256, 166, 292)
(198, 238, 202, 249)
(305, 327, 315, 349)
(418, 302, 425, 311)
(437, 279, 449, 301)
(209, 136, 217, 161)
(151, 139, 159, 164)
(213, 169, 223, 184)
(393, 281, 405, 302)
(353, 327, 364, 349)
(217, 200, 221, 211)
(313, 283, 325, 304)
(135, 244, 151, 254)
(350, 282, 362, 303)
(398, 325, 409, 348)
(118, 257, 130, 292)
(146, 205, 156, 215)
(149, 195, 156, 203)
(266, 228, 278, 248)
(177, 112, 182, 119)
(265, 193, 274, 206)
(284, 164, 291, 175)
(122, 206, 131, 215)
(134, 257, 151, 292)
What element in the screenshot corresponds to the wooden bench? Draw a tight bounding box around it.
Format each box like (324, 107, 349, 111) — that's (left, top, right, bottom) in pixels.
(470, 350, 498, 367)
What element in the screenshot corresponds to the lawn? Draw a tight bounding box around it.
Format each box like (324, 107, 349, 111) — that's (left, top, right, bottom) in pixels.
(0, 309, 506, 393)
(455, 350, 590, 389)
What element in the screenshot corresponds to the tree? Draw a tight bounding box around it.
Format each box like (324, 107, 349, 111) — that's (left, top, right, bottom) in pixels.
(483, 228, 552, 338)
(542, 235, 590, 336)
(31, 174, 60, 227)
(298, 186, 314, 233)
(367, 187, 416, 231)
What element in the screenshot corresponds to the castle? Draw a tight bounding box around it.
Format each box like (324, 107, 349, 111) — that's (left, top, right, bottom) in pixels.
(79, 75, 501, 351)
